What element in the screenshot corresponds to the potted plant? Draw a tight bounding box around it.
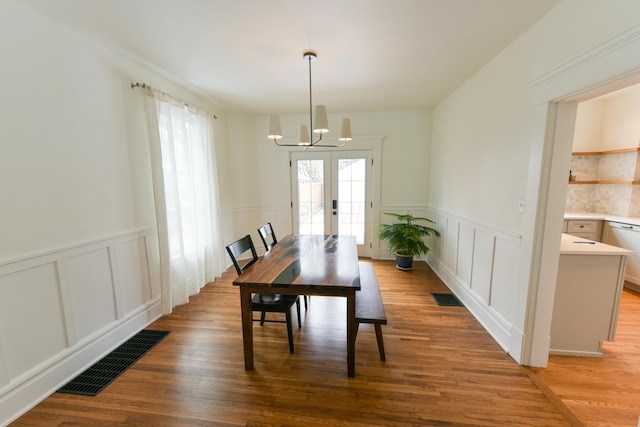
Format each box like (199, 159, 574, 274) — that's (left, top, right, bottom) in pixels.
(376, 212, 440, 270)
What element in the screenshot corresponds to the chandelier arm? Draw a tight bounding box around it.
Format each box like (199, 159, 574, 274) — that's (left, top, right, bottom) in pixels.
(311, 132, 323, 146)
(274, 140, 305, 147)
(311, 140, 347, 148)
(269, 50, 350, 147)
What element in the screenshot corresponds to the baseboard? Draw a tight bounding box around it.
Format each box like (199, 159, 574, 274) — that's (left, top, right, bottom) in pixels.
(624, 280, 640, 294)
(428, 257, 513, 354)
(1, 300, 162, 426)
(548, 348, 603, 358)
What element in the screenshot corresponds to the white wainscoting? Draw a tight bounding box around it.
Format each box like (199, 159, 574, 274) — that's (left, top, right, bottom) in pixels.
(0, 227, 161, 425)
(376, 206, 524, 355)
(426, 208, 523, 355)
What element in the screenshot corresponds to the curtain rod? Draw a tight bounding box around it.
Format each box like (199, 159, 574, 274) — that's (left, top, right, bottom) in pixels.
(130, 82, 217, 119)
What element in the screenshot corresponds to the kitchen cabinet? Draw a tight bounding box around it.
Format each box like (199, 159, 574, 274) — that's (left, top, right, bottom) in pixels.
(551, 234, 632, 356)
(565, 220, 602, 242)
(603, 221, 640, 292)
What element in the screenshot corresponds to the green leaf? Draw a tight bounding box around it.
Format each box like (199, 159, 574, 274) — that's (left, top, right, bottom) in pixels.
(376, 212, 440, 257)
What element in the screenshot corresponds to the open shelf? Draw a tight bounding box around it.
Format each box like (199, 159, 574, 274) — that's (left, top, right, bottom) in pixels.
(569, 180, 640, 185)
(572, 148, 640, 156)
(570, 149, 640, 184)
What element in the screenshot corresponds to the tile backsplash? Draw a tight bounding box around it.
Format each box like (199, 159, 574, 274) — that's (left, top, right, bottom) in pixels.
(565, 151, 640, 216)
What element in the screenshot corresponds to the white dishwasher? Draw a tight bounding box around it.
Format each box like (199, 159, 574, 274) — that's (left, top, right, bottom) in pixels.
(603, 221, 640, 291)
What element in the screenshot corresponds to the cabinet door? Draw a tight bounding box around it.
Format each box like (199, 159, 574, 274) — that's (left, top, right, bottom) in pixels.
(604, 222, 640, 285)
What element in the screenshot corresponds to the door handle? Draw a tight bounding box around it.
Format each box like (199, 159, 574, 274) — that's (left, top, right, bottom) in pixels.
(332, 199, 337, 215)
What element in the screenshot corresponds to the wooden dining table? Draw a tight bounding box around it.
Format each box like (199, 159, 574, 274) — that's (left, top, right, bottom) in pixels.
(232, 234, 361, 377)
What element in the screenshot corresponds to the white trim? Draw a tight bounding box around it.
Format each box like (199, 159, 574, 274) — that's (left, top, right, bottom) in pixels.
(530, 24, 640, 90)
(426, 207, 523, 357)
(530, 24, 640, 105)
(0, 228, 161, 426)
(432, 208, 522, 246)
(525, 24, 640, 367)
(0, 227, 157, 271)
(1, 303, 161, 426)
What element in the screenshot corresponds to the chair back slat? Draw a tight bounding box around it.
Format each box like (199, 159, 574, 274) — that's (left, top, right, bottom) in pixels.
(226, 235, 258, 275)
(258, 222, 278, 251)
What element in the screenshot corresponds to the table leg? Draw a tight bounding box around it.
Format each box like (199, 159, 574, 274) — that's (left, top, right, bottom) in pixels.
(347, 291, 356, 378)
(240, 287, 254, 371)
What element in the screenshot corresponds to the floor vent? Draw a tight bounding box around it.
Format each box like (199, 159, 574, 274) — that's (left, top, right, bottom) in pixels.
(57, 329, 170, 396)
(431, 293, 464, 307)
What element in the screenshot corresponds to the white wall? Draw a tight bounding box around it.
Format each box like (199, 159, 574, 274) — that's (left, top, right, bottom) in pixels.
(573, 84, 640, 152)
(223, 109, 432, 253)
(573, 100, 606, 152)
(428, 0, 640, 366)
(601, 85, 640, 150)
(1, 2, 227, 262)
(0, 1, 227, 424)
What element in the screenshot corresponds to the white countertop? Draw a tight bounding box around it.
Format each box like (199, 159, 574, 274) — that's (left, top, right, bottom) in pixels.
(560, 233, 633, 255)
(564, 212, 640, 226)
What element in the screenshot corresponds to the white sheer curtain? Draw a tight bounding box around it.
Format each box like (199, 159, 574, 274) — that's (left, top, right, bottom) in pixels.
(144, 87, 225, 314)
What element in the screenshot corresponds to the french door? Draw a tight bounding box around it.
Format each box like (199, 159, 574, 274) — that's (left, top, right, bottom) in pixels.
(291, 150, 373, 257)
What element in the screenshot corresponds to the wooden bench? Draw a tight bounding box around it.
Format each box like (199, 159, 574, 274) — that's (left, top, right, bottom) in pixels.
(356, 261, 388, 361)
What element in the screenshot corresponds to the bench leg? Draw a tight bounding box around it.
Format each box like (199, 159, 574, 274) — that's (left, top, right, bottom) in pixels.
(374, 323, 386, 361)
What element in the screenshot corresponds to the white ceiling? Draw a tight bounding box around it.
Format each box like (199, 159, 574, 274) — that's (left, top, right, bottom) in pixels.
(18, 0, 561, 114)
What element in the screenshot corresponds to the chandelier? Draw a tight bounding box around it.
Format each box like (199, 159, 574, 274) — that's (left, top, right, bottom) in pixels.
(267, 50, 352, 147)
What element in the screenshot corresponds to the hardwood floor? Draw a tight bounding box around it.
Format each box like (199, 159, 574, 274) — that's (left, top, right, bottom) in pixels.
(11, 261, 640, 426)
(527, 286, 640, 427)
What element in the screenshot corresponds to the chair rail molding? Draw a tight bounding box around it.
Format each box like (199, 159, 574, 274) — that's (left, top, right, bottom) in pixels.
(0, 227, 161, 426)
(426, 207, 524, 357)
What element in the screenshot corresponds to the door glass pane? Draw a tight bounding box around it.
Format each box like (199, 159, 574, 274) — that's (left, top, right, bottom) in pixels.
(297, 159, 325, 235)
(337, 158, 365, 244)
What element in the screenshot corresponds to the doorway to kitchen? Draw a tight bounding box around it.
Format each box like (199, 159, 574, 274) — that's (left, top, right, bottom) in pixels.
(526, 39, 640, 367)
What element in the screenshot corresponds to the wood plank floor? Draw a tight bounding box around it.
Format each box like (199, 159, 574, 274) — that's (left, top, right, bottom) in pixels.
(527, 285, 640, 427)
(11, 260, 640, 426)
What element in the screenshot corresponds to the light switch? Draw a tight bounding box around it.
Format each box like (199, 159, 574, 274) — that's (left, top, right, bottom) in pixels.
(518, 199, 525, 213)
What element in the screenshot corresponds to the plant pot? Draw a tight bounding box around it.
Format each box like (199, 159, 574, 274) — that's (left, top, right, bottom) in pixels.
(396, 254, 414, 271)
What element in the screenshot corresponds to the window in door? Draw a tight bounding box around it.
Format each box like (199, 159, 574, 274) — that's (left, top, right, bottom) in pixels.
(291, 150, 372, 257)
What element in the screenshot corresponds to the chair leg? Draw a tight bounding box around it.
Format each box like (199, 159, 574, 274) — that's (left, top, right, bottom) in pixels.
(374, 323, 386, 362)
(286, 309, 294, 353)
(303, 295, 308, 311)
(296, 298, 301, 328)
(260, 311, 266, 326)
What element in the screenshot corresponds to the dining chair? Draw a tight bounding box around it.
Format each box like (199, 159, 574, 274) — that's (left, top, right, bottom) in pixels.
(257, 222, 278, 251)
(258, 223, 309, 311)
(226, 234, 301, 353)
